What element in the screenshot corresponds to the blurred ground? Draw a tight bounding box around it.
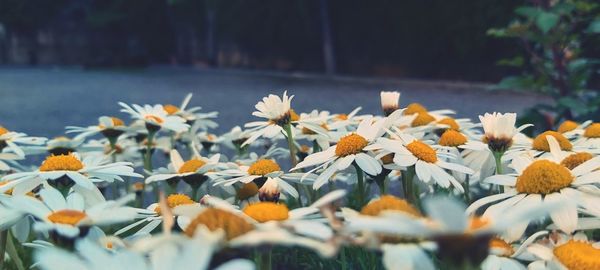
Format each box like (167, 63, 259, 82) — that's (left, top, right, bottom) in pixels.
(0, 67, 549, 137)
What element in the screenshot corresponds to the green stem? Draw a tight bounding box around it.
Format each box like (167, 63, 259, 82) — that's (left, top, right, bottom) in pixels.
(144, 131, 156, 172)
(402, 166, 417, 205)
(493, 151, 505, 193)
(283, 123, 303, 206)
(463, 175, 471, 204)
(259, 249, 272, 270)
(341, 247, 348, 270)
(353, 163, 365, 207)
(493, 151, 504, 175)
(191, 185, 200, 201)
(6, 231, 24, 270)
(0, 230, 6, 269)
(283, 124, 298, 167)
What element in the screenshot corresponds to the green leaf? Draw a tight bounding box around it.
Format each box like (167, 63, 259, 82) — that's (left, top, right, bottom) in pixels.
(536, 12, 559, 33)
(491, 75, 536, 91)
(515, 7, 540, 18)
(587, 20, 600, 33)
(557, 97, 589, 114)
(497, 56, 524, 67)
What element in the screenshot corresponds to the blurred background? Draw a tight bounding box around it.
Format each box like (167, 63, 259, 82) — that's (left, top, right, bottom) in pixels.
(0, 0, 562, 80)
(0, 0, 599, 135)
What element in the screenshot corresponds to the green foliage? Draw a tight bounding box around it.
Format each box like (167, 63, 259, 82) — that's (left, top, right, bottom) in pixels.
(490, 0, 600, 133)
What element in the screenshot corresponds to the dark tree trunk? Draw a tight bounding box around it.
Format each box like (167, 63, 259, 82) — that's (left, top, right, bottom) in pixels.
(205, 0, 217, 66)
(319, 0, 336, 75)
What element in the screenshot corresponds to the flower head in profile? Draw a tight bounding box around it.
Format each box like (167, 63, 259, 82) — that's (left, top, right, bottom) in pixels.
(145, 149, 220, 185)
(479, 112, 531, 153)
(380, 91, 400, 116)
(2, 153, 142, 195)
(242, 91, 294, 146)
(0, 124, 47, 158)
(66, 116, 129, 140)
(212, 158, 301, 201)
(119, 102, 189, 133)
(8, 187, 142, 238)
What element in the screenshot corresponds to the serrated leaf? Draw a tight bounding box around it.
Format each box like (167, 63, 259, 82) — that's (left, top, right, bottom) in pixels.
(536, 12, 559, 33)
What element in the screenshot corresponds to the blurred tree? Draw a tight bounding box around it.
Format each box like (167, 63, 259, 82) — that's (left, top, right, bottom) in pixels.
(489, 0, 600, 132)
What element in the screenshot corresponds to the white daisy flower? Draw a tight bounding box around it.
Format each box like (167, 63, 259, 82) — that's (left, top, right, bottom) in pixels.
(346, 196, 564, 269)
(177, 191, 343, 257)
(145, 150, 220, 185)
(242, 91, 294, 146)
(571, 122, 600, 148)
(527, 232, 600, 270)
(476, 112, 532, 153)
(467, 152, 600, 235)
(211, 158, 301, 200)
(23, 136, 103, 156)
(0, 152, 22, 171)
(368, 133, 474, 192)
(1, 153, 143, 195)
(292, 111, 402, 190)
(7, 187, 143, 237)
(380, 91, 400, 116)
(119, 102, 189, 133)
(66, 116, 129, 140)
(0, 125, 46, 157)
(326, 107, 363, 132)
(115, 193, 198, 237)
(481, 231, 548, 270)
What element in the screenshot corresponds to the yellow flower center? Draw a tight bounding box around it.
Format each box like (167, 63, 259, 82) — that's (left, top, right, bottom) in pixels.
(336, 114, 348, 121)
(302, 124, 328, 135)
(111, 117, 124, 126)
(144, 115, 164, 124)
(468, 216, 490, 231)
(489, 237, 514, 257)
(557, 120, 578, 133)
(0, 126, 8, 135)
(335, 133, 368, 157)
(178, 159, 206, 174)
(516, 160, 573, 194)
(299, 145, 311, 153)
(99, 117, 125, 129)
(247, 159, 281, 176)
(39, 154, 84, 171)
(439, 129, 467, 147)
(163, 104, 179, 115)
(561, 152, 593, 170)
(184, 208, 254, 240)
(237, 182, 259, 200)
(532, 131, 572, 152)
(154, 194, 195, 214)
(411, 112, 435, 127)
(47, 210, 88, 226)
(438, 117, 460, 130)
(554, 240, 600, 270)
(406, 141, 437, 163)
(289, 109, 300, 122)
(243, 202, 290, 223)
(381, 153, 395, 164)
(132, 182, 145, 192)
(360, 195, 421, 217)
(403, 103, 427, 115)
(584, 123, 600, 138)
